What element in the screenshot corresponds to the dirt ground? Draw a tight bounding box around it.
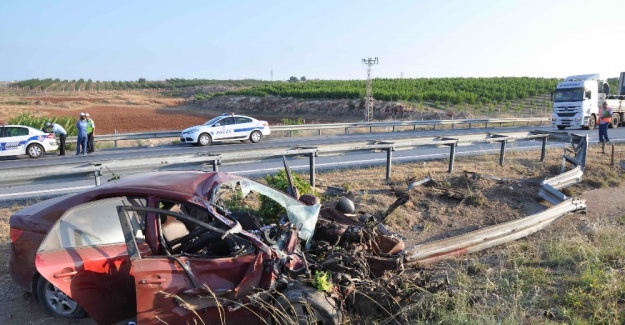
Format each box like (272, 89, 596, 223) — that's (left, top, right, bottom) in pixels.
(0, 90, 623, 324)
(0, 91, 285, 134)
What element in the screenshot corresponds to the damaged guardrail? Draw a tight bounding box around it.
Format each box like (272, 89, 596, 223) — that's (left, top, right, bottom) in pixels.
(538, 166, 583, 205)
(404, 167, 587, 265)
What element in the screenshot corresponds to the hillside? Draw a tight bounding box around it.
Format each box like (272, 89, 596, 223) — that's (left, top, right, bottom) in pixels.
(3, 76, 558, 133)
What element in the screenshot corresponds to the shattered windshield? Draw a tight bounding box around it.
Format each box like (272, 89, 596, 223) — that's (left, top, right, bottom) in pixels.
(210, 178, 319, 242)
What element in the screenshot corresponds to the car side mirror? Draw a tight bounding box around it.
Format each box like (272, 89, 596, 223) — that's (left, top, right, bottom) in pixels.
(214, 123, 221, 127)
(585, 90, 591, 99)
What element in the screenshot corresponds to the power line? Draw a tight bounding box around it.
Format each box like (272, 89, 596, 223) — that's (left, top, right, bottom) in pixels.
(362, 57, 378, 121)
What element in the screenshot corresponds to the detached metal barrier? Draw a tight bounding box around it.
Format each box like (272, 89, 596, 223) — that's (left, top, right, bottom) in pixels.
(405, 166, 587, 266)
(538, 166, 583, 205)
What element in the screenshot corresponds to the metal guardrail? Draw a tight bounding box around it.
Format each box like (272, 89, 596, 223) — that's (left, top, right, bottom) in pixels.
(404, 198, 586, 265)
(538, 166, 583, 205)
(405, 166, 587, 265)
(0, 130, 553, 185)
(62, 117, 550, 144)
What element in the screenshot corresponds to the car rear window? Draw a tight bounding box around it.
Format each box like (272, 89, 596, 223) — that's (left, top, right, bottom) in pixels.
(235, 117, 252, 124)
(38, 196, 147, 251)
(5, 127, 29, 137)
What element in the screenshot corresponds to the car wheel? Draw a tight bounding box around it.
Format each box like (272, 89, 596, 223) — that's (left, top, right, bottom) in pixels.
(587, 115, 596, 130)
(274, 286, 341, 325)
(198, 133, 212, 146)
(27, 143, 44, 158)
(249, 130, 263, 143)
(37, 276, 87, 319)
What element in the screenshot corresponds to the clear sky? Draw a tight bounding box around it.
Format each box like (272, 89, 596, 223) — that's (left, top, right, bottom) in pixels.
(1, 0, 624, 81)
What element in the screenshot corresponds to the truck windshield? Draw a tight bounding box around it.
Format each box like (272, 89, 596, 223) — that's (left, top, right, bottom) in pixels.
(554, 88, 584, 102)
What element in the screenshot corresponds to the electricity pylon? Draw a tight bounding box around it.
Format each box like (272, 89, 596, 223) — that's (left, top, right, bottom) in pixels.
(362, 57, 378, 121)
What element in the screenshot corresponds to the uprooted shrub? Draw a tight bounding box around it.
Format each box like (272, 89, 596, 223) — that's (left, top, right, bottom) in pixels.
(259, 169, 317, 223)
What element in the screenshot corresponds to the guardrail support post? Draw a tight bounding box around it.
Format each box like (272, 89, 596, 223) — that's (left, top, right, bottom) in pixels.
(385, 147, 393, 180)
(540, 137, 547, 162)
(94, 170, 102, 186)
(611, 143, 615, 166)
(309, 153, 316, 187)
(499, 140, 507, 166)
(345, 128, 349, 135)
(212, 159, 220, 172)
(448, 143, 456, 173)
(114, 130, 118, 148)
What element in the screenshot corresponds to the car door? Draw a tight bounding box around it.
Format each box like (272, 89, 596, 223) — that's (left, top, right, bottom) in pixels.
(117, 205, 267, 324)
(234, 116, 254, 139)
(214, 116, 235, 140)
(1, 126, 29, 155)
(35, 197, 148, 325)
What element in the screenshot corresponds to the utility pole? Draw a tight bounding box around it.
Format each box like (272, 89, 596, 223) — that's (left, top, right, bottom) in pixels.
(362, 57, 378, 121)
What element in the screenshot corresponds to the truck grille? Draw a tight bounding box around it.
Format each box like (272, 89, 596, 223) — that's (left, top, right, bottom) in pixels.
(556, 113, 576, 117)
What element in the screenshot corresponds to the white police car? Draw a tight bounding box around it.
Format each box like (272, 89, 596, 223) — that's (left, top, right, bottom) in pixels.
(180, 113, 271, 146)
(0, 124, 58, 158)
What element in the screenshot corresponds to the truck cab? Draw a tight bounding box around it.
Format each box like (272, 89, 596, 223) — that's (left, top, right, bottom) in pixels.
(553, 72, 625, 130)
(552, 74, 602, 130)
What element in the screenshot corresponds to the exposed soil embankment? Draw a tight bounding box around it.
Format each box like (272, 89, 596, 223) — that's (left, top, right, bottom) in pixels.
(193, 95, 473, 122)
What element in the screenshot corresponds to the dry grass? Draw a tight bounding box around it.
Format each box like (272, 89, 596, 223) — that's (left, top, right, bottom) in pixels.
(2, 140, 625, 324)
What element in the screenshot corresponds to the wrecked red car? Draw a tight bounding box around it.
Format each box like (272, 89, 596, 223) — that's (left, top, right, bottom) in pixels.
(10, 171, 404, 324)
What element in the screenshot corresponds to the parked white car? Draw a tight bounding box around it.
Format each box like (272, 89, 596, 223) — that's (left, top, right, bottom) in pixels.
(180, 113, 271, 146)
(0, 124, 58, 158)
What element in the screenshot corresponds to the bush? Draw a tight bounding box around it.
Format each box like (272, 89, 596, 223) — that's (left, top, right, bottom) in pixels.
(258, 169, 316, 223)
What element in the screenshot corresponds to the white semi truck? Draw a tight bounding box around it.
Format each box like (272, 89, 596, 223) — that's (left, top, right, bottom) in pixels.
(551, 72, 625, 130)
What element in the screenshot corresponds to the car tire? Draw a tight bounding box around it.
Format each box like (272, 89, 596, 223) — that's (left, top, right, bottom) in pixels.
(198, 133, 212, 146)
(37, 276, 87, 319)
(274, 285, 341, 325)
(27, 143, 44, 158)
(249, 130, 263, 143)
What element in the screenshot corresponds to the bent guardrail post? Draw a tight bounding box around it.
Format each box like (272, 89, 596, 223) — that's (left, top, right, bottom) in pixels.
(561, 133, 588, 172)
(540, 137, 547, 162)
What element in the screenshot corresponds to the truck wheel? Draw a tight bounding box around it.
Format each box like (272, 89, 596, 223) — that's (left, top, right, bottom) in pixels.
(37, 276, 87, 319)
(610, 114, 620, 129)
(274, 286, 341, 325)
(587, 115, 596, 130)
(557, 126, 566, 130)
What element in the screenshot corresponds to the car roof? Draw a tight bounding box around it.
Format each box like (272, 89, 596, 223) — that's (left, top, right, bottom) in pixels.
(91, 171, 245, 199)
(0, 124, 47, 133)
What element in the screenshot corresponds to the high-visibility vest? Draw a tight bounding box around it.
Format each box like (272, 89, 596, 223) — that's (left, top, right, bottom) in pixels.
(599, 107, 612, 124)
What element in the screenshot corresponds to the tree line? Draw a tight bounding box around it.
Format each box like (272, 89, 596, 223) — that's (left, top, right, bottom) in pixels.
(11, 77, 562, 105)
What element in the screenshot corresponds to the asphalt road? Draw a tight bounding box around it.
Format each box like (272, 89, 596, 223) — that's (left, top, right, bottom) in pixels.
(1, 124, 623, 204)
